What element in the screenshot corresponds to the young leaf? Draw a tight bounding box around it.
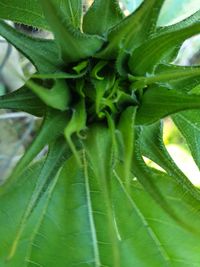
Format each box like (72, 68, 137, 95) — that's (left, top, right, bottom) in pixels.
(136, 86, 200, 125)
(0, 86, 46, 117)
(0, 20, 62, 73)
(91, 63, 116, 116)
(83, 0, 124, 36)
(64, 100, 87, 165)
(129, 21, 200, 75)
(117, 106, 137, 190)
(97, 0, 165, 59)
(41, 0, 104, 64)
(26, 79, 70, 111)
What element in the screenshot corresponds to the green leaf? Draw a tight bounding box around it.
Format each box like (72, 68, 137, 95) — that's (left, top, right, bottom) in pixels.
(138, 121, 200, 202)
(0, 86, 46, 117)
(4, 109, 69, 189)
(32, 68, 88, 79)
(125, 170, 200, 266)
(158, 0, 200, 26)
(132, 149, 180, 224)
(83, 124, 120, 267)
(129, 64, 200, 89)
(90, 62, 116, 117)
(0, 138, 69, 264)
(41, 0, 104, 64)
(173, 110, 200, 170)
(0, 0, 48, 29)
(0, 145, 119, 266)
(189, 84, 200, 95)
(26, 79, 70, 111)
(83, 0, 124, 36)
(97, 0, 165, 59)
(64, 100, 87, 165)
(117, 106, 137, 190)
(157, 8, 200, 33)
(136, 86, 200, 125)
(152, 64, 200, 93)
(1, 142, 200, 265)
(0, 20, 62, 73)
(129, 21, 200, 75)
(132, 135, 200, 234)
(57, 0, 82, 29)
(112, 171, 170, 267)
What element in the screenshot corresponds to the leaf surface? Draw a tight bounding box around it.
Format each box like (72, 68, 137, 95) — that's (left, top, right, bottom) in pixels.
(83, 0, 124, 36)
(0, 138, 69, 266)
(3, 110, 69, 191)
(173, 110, 200, 170)
(1, 150, 200, 266)
(58, 0, 82, 29)
(41, 0, 104, 64)
(129, 64, 200, 89)
(0, 86, 45, 117)
(129, 21, 200, 75)
(0, 20, 62, 73)
(97, 0, 165, 59)
(26, 79, 70, 111)
(136, 87, 200, 125)
(137, 122, 200, 202)
(0, 0, 48, 29)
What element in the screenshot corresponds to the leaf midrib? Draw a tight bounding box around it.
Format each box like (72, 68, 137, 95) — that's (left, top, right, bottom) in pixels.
(114, 170, 171, 265)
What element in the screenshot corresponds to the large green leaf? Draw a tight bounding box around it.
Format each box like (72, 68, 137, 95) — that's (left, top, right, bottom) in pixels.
(0, 0, 48, 29)
(0, 0, 83, 30)
(173, 110, 200, 170)
(137, 122, 200, 202)
(128, 170, 200, 266)
(83, 0, 124, 36)
(136, 87, 200, 125)
(129, 21, 200, 75)
(97, 0, 165, 59)
(83, 125, 121, 267)
(0, 20, 62, 73)
(41, 0, 104, 64)
(0, 138, 69, 265)
(1, 149, 200, 266)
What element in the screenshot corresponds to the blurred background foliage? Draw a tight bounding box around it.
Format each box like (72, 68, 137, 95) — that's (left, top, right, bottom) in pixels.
(0, 0, 200, 184)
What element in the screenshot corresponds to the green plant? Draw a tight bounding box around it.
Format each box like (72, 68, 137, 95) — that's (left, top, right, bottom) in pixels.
(0, 0, 200, 266)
